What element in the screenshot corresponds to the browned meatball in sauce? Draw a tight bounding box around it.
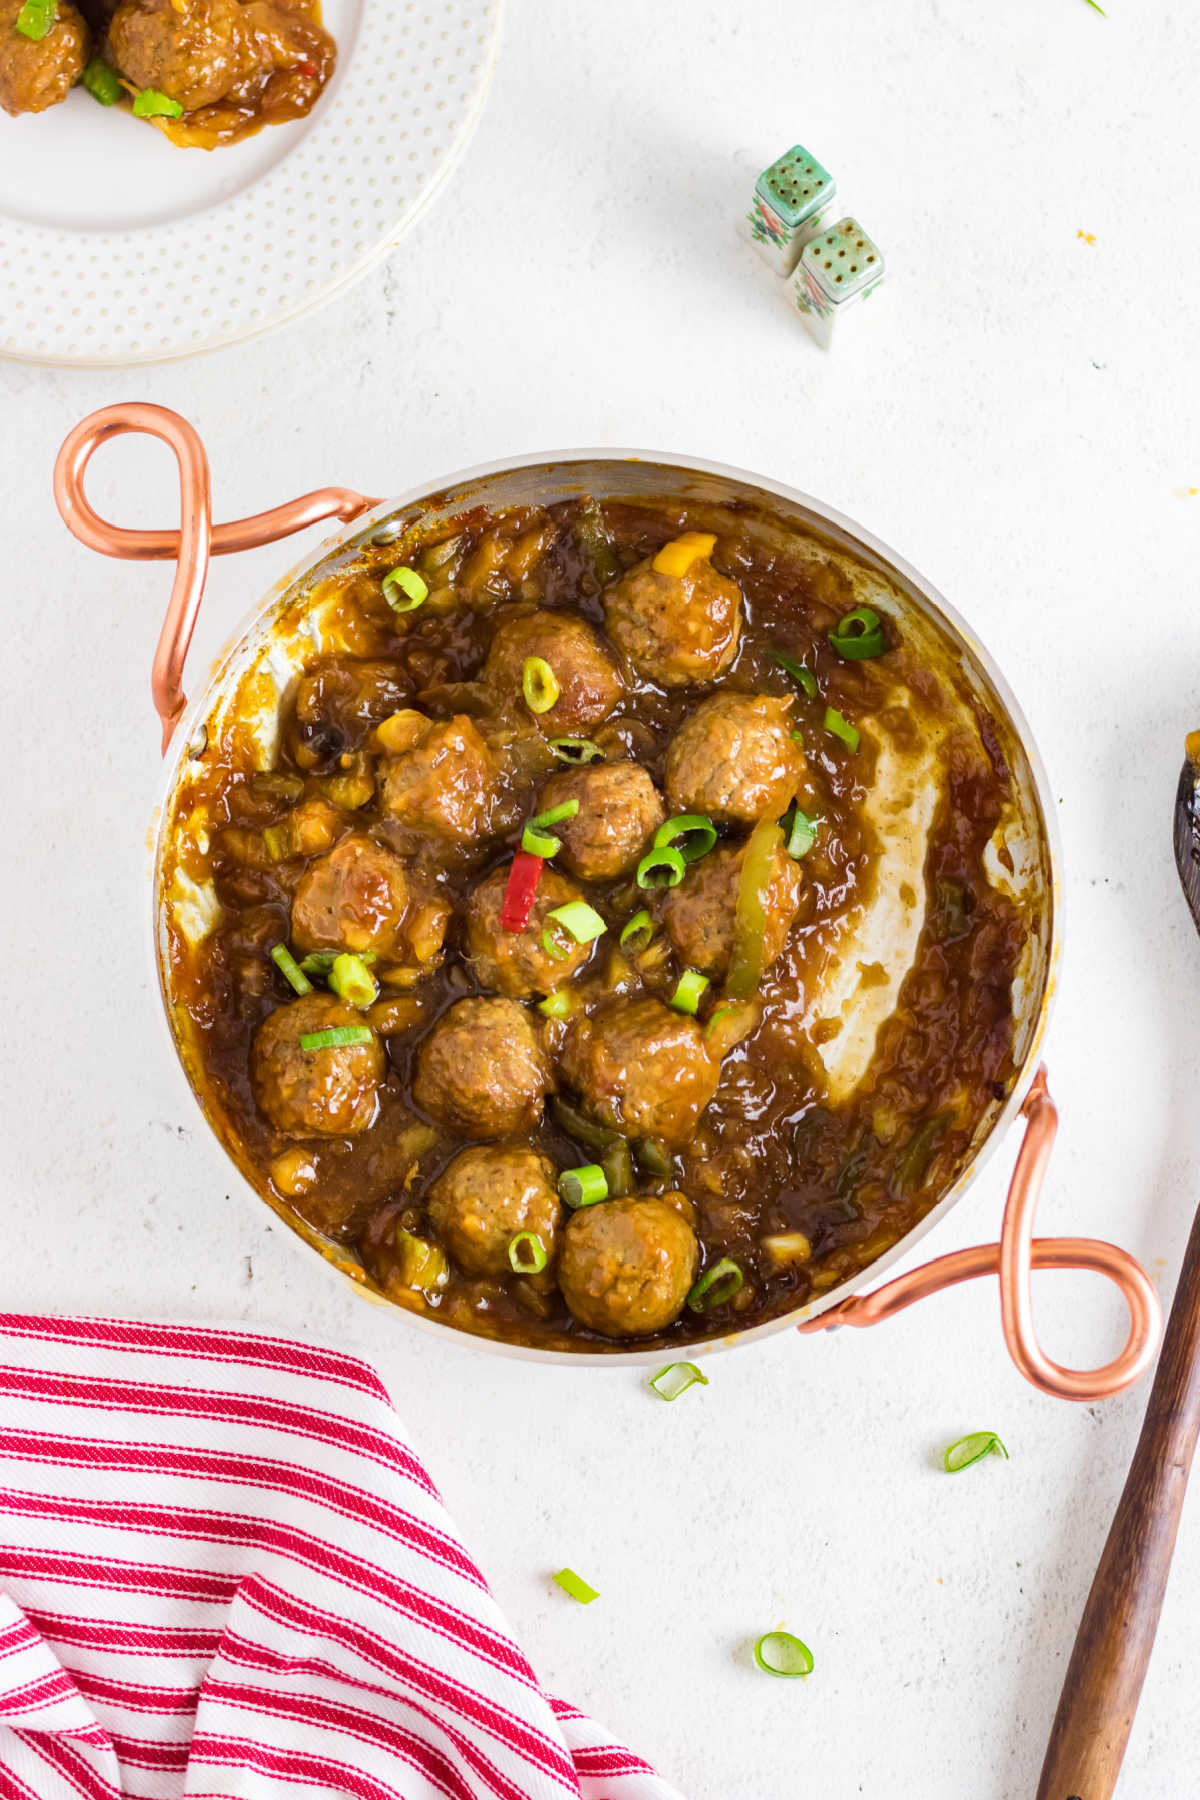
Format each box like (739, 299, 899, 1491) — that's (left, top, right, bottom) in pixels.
(484, 609, 623, 735)
(604, 550, 742, 688)
(535, 762, 665, 883)
(378, 714, 498, 842)
(412, 997, 550, 1139)
(561, 998, 720, 1148)
(558, 1197, 699, 1337)
(661, 839, 803, 978)
(107, 0, 247, 110)
(466, 863, 595, 998)
(0, 0, 86, 114)
(426, 1145, 561, 1279)
(665, 693, 804, 825)
(291, 834, 448, 968)
(250, 994, 384, 1137)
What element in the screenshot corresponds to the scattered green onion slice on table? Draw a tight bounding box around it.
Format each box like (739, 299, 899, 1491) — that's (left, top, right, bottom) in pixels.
(521, 798, 579, 857)
(82, 57, 123, 102)
(649, 1361, 709, 1402)
(670, 969, 709, 1015)
(943, 1431, 1009, 1473)
(619, 909, 654, 952)
(547, 900, 606, 943)
(553, 1568, 599, 1604)
(753, 1632, 814, 1678)
(686, 1257, 744, 1313)
(299, 1025, 374, 1052)
(538, 988, 572, 1019)
(559, 1164, 609, 1209)
(329, 952, 379, 1010)
(781, 802, 819, 859)
(15, 0, 55, 40)
(508, 1231, 548, 1275)
(636, 844, 687, 889)
(767, 647, 818, 698)
(828, 605, 886, 660)
(653, 813, 717, 863)
(270, 944, 313, 996)
(549, 737, 603, 764)
(132, 86, 183, 117)
(823, 706, 860, 752)
(381, 565, 428, 613)
(522, 656, 560, 714)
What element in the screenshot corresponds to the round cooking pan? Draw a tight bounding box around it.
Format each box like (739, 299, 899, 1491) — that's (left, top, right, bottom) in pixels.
(54, 403, 1161, 1398)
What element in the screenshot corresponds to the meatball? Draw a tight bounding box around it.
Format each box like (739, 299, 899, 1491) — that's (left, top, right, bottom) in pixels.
(665, 693, 805, 825)
(426, 1145, 561, 1279)
(412, 997, 550, 1139)
(603, 550, 742, 688)
(660, 839, 803, 978)
(558, 1198, 698, 1337)
(379, 714, 498, 842)
(250, 994, 384, 1137)
(535, 763, 665, 883)
(466, 863, 595, 998)
(0, 0, 86, 115)
(107, 0, 248, 111)
(484, 609, 623, 735)
(561, 998, 720, 1148)
(291, 834, 448, 968)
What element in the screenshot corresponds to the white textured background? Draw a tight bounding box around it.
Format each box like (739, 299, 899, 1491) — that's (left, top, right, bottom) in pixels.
(2, 2, 1199, 1795)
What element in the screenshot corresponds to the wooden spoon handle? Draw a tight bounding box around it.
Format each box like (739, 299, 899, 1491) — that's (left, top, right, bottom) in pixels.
(1038, 1203, 1200, 1800)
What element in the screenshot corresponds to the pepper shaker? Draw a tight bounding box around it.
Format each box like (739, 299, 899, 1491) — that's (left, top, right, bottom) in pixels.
(789, 217, 885, 348)
(744, 145, 837, 277)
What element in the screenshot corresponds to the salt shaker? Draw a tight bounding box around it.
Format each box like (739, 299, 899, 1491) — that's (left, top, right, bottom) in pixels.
(744, 146, 837, 277)
(789, 217, 885, 349)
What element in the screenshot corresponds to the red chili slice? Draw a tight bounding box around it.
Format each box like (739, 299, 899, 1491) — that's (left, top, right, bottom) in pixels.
(499, 850, 544, 933)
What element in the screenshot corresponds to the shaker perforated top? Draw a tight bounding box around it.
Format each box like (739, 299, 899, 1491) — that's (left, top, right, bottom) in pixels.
(755, 145, 835, 227)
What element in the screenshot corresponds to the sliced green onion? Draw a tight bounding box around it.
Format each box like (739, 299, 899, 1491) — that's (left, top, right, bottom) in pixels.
(653, 813, 717, 864)
(548, 900, 606, 943)
(619, 909, 654, 952)
(943, 1431, 1009, 1473)
(828, 605, 886, 660)
(553, 1568, 598, 1604)
(15, 0, 55, 39)
(132, 87, 184, 118)
(270, 943, 313, 996)
(82, 57, 123, 103)
(635, 1137, 674, 1178)
(754, 1632, 814, 1678)
(636, 844, 687, 889)
(549, 737, 603, 764)
(686, 1257, 744, 1313)
(782, 802, 819, 859)
(299, 949, 376, 977)
(508, 1231, 548, 1275)
(521, 797, 579, 857)
(670, 969, 710, 1015)
(823, 706, 860, 752)
(523, 656, 560, 715)
(649, 1361, 709, 1402)
(299, 1025, 374, 1051)
(329, 952, 379, 1010)
(768, 646, 818, 698)
(559, 1164, 609, 1209)
(382, 565, 428, 613)
(542, 927, 570, 962)
(538, 987, 572, 1019)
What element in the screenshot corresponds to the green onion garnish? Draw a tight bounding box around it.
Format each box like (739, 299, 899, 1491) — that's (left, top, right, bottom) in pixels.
(270, 944, 313, 996)
(686, 1257, 744, 1312)
(523, 656, 560, 715)
(15, 0, 54, 40)
(299, 1025, 374, 1051)
(636, 844, 687, 889)
(768, 647, 818, 698)
(823, 706, 860, 752)
(943, 1431, 1009, 1473)
(132, 87, 184, 118)
(670, 969, 709, 1015)
(521, 797, 579, 858)
(781, 802, 819, 859)
(298, 949, 376, 977)
(547, 900, 606, 943)
(538, 987, 572, 1019)
(753, 1632, 813, 1678)
(549, 737, 604, 764)
(559, 1164, 608, 1209)
(542, 928, 570, 962)
(553, 1568, 599, 1604)
(382, 566, 428, 613)
(81, 57, 123, 103)
(828, 605, 886, 660)
(649, 1361, 709, 1402)
(508, 1231, 549, 1275)
(653, 813, 717, 864)
(619, 909, 654, 952)
(329, 952, 379, 1010)
(1084, 0, 1106, 13)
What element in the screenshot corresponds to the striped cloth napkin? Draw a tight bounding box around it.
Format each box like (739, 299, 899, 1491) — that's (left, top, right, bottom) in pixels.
(0, 1314, 683, 1800)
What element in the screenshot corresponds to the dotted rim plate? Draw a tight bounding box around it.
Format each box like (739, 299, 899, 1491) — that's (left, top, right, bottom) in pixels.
(0, 0, 501, 367)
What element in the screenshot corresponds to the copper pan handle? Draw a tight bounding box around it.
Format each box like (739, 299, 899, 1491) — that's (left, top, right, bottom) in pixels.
(798, 1069, 1162, 1401)
(53, 403, 380, 755)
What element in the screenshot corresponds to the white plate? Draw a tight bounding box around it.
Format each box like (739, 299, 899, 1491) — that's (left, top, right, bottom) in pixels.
(0, 0, 500, 365)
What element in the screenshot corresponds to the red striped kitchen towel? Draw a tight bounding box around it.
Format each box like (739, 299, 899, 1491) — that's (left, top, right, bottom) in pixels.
(0, 1314, 683, 1800)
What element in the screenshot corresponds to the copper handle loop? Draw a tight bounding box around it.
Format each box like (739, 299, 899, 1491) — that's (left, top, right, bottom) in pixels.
(53, 403, 380, 756)
(797, 1068, 1162, 1401)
